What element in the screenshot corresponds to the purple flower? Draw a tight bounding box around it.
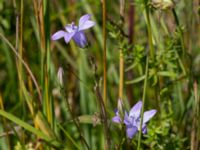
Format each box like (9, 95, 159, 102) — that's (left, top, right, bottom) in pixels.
(112, 101, 157, 139)
(51, 14, 95, 48)
(112, 109, 122, 123)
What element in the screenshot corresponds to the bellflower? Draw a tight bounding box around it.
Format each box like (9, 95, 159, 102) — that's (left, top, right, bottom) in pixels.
(112, 101, 157, 139)
(112, 109, 122, 123)
(51, 14, 95, 48)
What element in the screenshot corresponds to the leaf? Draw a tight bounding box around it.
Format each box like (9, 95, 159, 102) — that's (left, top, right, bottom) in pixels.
(78, 114, 101, 126)
(57, 124, 81, 150)
(0, 109, 60, 147)
(125, 75, 145, 84)
(125, 62, 138, 72)
(157, 71, 177, 77)
(35, 112, 56, 139)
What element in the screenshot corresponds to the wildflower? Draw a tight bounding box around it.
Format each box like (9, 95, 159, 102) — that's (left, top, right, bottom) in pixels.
(112, 109, 122, 123)
(112, 99, 124, 123)
(51, 14, 95, 48)
(112, 101, 157, 139)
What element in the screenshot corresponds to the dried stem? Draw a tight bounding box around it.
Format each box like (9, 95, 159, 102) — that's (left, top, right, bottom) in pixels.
(94, 84, 110, 150)
(102, 0, 107, 105)
(191, 80, 199, 150)
(126, 2, 135, 103)
(119, 0, 125, 99)
(90, 57, 110, 150)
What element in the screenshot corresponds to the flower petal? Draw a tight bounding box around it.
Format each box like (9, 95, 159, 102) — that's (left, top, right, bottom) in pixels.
(65, 23, 78, 33)
(143, 109, 157, 124)
(129, 101, 142, 118)
(51, 30, 66, 40)
(65, 25, 74, 33)
(64, 32, 76, 43)
(79, 20, 95, 31)
(124, 112, 131, 126)
(126, 126, 138, 139)
(142, 126, 147, 134)
(112, 116, 121, 123)
(72, 31, 87, 48)
(79, 14, 91, 26)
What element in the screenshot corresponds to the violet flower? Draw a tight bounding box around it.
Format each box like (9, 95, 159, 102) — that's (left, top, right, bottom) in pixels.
(112, 109, 122, 123)
(51, 14, 95, 48)
(112, 101, 157, 139)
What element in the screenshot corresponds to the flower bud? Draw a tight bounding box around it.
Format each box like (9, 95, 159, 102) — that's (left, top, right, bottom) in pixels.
(57, 67, 64, 86)
(117, 98, 124, 116)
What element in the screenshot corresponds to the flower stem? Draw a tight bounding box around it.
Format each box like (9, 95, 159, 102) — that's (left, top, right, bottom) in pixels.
(137, 54, 149, 150)
(137, 4, 152, 150)
(94, 84, 110, 150)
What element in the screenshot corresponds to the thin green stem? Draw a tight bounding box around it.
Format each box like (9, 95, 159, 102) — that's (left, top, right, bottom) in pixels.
(94, 84, 110, 150)
(172, 8, 187, 76)
(57, 124, 81, 150)
(60, 87, 90, 150)
(146, 6, 154, 60)
(137, 55, 149, 150)
(172, 8, 185, 54)
(172, 8, 179, 26)
(137, 4, 152, 149)
(91, 57, 110, 150)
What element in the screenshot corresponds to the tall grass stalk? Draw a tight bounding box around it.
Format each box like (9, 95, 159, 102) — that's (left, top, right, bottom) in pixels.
(137, 55, 149, 150)
(119, 0, 125, 100)
(102, 1, 110, 148)
(191, 81, 199, 150)
(102, 0, 107, 105)
(137, 4, 153, 149)
(33, 0, 53, 127)
(0, 94, 10, 150)
(18, 0, 23, 105)
(94, 83, 110, 150)
(0, 33, 42, 103)
(60, 85, 90, 150)
(79, 50, 91, 147)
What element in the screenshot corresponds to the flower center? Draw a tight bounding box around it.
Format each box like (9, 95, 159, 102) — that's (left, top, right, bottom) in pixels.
(71, 22, 78, 31)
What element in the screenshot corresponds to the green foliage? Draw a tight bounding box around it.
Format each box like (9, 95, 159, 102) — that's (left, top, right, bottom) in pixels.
(144, 101, 187, 149)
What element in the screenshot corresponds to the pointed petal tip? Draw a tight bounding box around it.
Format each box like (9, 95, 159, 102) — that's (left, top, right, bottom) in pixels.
(126, 126, 138, 139)
(129, 100, 143, 117)
(112, 116, 121, 123)
(51, 30, 66, 41)
(143, 109, 157, 124)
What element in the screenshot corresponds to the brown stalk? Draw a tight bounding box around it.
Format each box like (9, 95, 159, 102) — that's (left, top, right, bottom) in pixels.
(102, 0, 107, 105)
(119, 0, 125, 99)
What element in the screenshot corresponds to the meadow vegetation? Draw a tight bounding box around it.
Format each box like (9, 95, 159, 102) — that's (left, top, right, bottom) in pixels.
(0, 0, 199, 149)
